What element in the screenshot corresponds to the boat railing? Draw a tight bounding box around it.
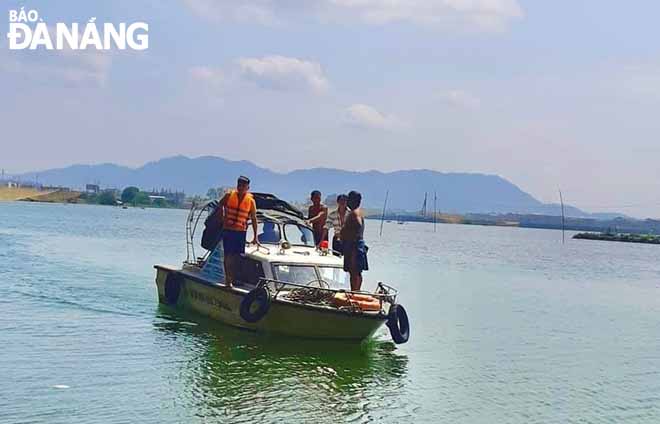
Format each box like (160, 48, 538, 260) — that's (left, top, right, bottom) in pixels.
(257, 277, 398, 312)
(185, 199, 216, 266)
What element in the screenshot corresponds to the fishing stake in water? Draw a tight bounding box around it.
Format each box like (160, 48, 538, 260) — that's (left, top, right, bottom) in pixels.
(379, 190, 389, 237)
(433, 191, 437, 233)
(559, 188, 565, 244)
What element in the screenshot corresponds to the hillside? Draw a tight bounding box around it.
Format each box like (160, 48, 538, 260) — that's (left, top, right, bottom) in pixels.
(18, 155, 598, 216)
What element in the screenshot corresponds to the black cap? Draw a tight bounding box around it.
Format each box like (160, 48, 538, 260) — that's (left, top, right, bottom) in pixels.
(347, 190, 362, 208)
(348, 190, 361, 200)
(238, 176, 250, 185)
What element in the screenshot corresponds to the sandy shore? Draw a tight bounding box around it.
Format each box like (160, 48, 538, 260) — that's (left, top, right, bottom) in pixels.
(0, 187, 82, 203)
(0, 187, 47, 201)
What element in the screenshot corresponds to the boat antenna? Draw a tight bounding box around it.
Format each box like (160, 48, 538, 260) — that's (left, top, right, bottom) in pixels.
(379, 190, 389, 237)
(559, 188, 565, 244)
(433, 191, 437, 232)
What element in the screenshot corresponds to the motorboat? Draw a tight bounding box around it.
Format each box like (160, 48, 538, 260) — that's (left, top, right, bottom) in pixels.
(154, 193, 409, 344)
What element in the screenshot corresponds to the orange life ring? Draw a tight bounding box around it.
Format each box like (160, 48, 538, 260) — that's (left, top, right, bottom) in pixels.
(332, 292, 381, 311)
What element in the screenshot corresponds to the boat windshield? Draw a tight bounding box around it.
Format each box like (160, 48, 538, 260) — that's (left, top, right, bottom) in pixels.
(257, 222, 282, 244)
(272, 264, 318, 285)
(283, 224, 314, 247)
(317, 266, 350, 289)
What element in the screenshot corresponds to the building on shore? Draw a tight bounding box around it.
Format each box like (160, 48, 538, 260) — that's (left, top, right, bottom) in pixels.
(147, 189, 185, 206)
(86, 184, 100, 194)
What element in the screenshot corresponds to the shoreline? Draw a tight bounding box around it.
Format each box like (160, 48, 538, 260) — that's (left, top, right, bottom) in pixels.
(366, 212, 660, 237)
(5, 187, 658, 237)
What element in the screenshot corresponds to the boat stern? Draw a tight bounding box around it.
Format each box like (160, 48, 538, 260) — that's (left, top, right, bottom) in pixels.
(154, 264, 178, 305)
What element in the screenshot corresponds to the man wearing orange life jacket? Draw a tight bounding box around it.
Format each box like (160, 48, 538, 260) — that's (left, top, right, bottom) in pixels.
(217, 176, 259, 287)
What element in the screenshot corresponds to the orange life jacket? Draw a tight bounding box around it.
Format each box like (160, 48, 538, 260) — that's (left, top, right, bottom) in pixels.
(224, 190, 254, 231)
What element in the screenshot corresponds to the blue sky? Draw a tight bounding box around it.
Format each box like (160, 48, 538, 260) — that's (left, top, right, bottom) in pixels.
(2, 1, 660, 217)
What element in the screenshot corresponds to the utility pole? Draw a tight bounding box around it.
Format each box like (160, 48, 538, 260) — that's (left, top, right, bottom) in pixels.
(433, 191, 437, 232)
(559, 189, 565, 244)
(421, 192, 427, 217)
(379, 190, 389, 237)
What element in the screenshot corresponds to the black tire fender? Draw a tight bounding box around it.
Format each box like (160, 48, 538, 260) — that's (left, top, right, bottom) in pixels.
(164, 273, 183, 305)
(240, 287, 272, 323)
(386, 304, 410, 344)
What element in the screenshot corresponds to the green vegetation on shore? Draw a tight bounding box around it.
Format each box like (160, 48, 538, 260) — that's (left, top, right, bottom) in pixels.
(573, 232, 660, 245)
(80, 191, 116, 205)
(79, 186, 177, 208)
(2, 185, 186, 209)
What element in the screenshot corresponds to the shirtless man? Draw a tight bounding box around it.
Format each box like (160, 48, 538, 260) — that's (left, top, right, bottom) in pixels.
(341, 191, 368, 291)
(307, 190, 328, 247)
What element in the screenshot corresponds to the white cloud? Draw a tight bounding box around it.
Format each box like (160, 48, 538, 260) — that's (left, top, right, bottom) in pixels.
(442, 89, 481, 109)
(0, 47, 112, 86)
(345, 103, 406, 130)
(236, 55, 329, 94)
(187, 55, 329, 96)
(58, 49, 112, 86)
(189, 66, 226, 92)
(0, 23, 113, 87)
(183, 0, 523, 32)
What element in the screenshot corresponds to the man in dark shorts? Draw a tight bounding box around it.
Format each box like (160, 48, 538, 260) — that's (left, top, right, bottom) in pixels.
(307, 190, 328, 246)
(341, 191, 368, 291)
(217, 176, 259, 287)
(325, 194, 348, 255)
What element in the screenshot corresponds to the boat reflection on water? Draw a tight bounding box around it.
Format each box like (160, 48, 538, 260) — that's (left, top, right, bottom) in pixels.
(153, 306, 411, 423)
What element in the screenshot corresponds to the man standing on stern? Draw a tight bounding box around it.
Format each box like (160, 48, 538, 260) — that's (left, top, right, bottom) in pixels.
(217, 176, 259, 287)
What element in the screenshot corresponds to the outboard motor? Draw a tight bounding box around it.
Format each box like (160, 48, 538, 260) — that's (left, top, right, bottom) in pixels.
(201, 200, 223, 250)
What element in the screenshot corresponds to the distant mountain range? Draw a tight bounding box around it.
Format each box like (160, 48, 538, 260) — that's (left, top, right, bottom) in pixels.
(17, 155, 624, 218)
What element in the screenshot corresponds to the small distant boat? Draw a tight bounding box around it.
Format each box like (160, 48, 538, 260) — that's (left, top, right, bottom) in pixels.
(154, 193, 410, 344)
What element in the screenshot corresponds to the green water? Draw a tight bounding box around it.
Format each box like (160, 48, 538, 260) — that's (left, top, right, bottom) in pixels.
(2, 202, 660, 423)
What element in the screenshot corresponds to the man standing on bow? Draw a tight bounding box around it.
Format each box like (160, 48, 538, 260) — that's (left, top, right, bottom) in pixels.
(217, 176, 259, 287)
(341, 191, 368, 291)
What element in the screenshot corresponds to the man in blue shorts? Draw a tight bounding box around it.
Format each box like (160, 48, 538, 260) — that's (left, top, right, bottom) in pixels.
(217, 176, 259, 287)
